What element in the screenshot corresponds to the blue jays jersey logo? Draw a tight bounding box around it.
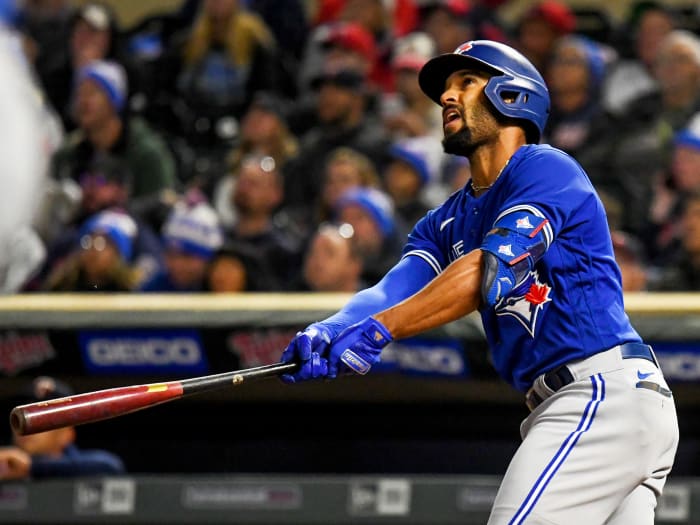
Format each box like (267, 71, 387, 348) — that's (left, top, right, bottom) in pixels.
(495, 270, 552, 337)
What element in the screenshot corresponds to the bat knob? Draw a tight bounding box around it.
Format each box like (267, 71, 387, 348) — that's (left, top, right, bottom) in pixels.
(9, 407, 27, 436)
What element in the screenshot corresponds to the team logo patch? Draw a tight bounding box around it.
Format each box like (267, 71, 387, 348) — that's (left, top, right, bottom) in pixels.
(498, 244, 514, 257)
(495, 270, 552, 337)
(516, 216, 534, 229)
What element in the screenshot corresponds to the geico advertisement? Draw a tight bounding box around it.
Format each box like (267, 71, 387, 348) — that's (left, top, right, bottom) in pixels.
(372, 337, 469, 377)
(78, 329, 208, 375)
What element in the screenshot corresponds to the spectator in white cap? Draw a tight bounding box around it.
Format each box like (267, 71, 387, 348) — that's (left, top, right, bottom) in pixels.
(140, 192, 223, 292)
(48, 58, 177, 243)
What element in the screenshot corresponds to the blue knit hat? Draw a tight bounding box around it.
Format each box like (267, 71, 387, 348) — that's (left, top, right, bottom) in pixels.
(163, 201, 223, 260)
(77, 59, 127, 112)
(79, 209, 138, 261)
(336, 187, 395, 237)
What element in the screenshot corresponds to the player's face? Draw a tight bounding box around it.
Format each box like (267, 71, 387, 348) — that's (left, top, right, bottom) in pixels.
(440, 69, 501, 155)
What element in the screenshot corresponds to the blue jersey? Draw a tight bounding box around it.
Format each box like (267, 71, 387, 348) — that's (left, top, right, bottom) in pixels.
(403, 144, 641, 392)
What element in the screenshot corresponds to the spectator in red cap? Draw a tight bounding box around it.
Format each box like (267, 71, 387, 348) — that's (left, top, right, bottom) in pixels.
(513, 0, 576, 73)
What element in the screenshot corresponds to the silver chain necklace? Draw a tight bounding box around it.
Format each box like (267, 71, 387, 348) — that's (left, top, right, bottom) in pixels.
(472, 159, 510, 192)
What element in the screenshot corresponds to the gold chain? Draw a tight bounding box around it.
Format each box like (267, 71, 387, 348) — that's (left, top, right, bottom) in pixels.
(472, 159, 510, 192)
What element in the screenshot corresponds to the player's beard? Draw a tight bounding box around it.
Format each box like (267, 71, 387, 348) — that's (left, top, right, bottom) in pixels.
(442, 103, 499, 157)
(442, 127, 476, 157)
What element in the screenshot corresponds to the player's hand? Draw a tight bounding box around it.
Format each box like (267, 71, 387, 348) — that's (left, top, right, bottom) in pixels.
(327, 317, 393, 379)
(280, 323, 333, 383)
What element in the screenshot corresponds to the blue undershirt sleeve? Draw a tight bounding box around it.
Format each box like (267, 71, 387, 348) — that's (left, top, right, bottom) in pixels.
(319, 254, 438, 338)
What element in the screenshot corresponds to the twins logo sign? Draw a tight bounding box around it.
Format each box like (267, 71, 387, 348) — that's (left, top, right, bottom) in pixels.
(495, 270, 552, 337)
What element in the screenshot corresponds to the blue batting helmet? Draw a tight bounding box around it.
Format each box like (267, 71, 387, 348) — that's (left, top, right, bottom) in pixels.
(418, 40, 550, 143)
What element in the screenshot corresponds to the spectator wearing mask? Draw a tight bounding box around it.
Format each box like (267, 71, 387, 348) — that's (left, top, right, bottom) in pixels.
(0, 376, 125, 480)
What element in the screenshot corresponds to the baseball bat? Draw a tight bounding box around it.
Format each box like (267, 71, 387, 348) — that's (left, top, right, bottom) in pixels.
(10, 361, 299, 436)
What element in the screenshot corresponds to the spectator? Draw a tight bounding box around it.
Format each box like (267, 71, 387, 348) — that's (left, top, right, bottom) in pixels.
(29, 2, 136, 132)
(648, 113, 700, 265)
(0, 376, 125, 480)
(418, 0, 475, 56)
(225, 154, 304, 288)
(380, 31, 443, 141)
(592, 30, 700, 240)
(647, 30, 700, 133)
(333, 186, 405, 286)
(140, 195, 223, 292)
(296, 222, 366, 292)
(542, 35, 611, 160)
(315, 146, 381, 227)
(511, 0, 576, 74)
(49, 59, 178, 234)
(384, 138, 436, 228)
(206, 239, 279, 292)
(282, 63, 391, 236)
(650, 190, 700, 291)
(39, 209, 143, 292)
(152, 0, 282, 129)
(602, 1, 676, 116)
(213, 91, 299, 228)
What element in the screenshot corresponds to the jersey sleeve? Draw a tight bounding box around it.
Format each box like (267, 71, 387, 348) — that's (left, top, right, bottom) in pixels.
(401, 206, 449, 277)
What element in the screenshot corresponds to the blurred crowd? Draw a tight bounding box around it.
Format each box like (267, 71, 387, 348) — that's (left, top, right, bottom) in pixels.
(2, 0, 700, 295)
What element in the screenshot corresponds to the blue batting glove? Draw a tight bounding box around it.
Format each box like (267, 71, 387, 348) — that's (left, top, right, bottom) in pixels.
(327, 317, 393, 379)
(280, 323, 333, 384)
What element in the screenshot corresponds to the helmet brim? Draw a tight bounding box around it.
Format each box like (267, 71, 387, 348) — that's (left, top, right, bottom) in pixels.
(419, 53, 501, 105)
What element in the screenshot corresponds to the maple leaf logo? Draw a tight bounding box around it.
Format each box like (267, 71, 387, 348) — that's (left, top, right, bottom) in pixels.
(494, 270, 552, 337)
(525, 283, 550, 305)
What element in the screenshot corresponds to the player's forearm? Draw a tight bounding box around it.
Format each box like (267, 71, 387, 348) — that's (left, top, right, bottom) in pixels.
(375, 249, 483, 340)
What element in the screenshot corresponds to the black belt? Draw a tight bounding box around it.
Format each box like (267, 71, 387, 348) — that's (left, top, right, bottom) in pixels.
(525, 343, 657, 411)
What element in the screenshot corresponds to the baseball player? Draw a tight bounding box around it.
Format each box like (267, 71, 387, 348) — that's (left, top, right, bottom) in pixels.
(280, 40, 679, 524)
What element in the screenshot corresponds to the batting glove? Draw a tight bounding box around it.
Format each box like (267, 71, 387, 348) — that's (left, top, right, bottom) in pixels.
(280, 323, 333, 384)
(327, 317, 393, 379)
